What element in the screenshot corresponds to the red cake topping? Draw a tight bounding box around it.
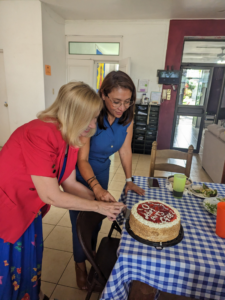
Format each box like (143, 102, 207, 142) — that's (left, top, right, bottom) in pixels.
(137, 201, 177, 223)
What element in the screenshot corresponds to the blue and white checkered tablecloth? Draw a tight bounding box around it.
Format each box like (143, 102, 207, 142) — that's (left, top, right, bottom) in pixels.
(100, 176, 225, 300)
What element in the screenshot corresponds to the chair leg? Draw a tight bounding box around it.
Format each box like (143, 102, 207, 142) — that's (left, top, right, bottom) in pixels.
(85, 290, 92, 300)
(85, 282, 96, 300)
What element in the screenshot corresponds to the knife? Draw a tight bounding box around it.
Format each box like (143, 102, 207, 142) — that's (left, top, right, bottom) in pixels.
(123, 207, 131, 220)
(148, 178, 152, 188)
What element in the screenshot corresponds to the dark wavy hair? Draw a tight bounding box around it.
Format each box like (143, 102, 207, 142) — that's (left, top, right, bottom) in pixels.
(98, 71, 136, 129)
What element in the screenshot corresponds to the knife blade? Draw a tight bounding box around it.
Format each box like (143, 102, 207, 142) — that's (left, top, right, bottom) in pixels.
(124, 207, 131, 220)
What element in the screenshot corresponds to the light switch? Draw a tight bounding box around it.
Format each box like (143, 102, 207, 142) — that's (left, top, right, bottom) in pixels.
(162, 89, 167, 100)
(167, 89, 171, 100)
(52, 89, 54, 95)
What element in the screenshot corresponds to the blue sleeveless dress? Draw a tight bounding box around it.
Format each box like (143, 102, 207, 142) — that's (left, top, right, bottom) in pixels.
(76, 116, 130, 189)
(70, 116, 130, 262)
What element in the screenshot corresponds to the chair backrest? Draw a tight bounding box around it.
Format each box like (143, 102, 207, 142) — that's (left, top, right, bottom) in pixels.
(76, 211, 107, 285)
(149, 141, 194, 178)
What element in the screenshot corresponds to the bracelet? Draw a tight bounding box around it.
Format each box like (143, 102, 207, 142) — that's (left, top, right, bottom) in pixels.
(87, 175, 96, 183)
(88, 177, 97, 185)
(90, 182, 100, 190)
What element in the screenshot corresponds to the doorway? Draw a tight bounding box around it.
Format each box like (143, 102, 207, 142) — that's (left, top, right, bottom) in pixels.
(67, 58, 131, 89)
(171, 39, 225, 153)
(171, 66, 213, 153)
(171, 65, 225, 153)
(0, 51, 10, 147)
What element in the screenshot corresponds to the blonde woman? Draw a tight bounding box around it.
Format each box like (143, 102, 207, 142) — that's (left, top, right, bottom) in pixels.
(0, 82, 124, 300)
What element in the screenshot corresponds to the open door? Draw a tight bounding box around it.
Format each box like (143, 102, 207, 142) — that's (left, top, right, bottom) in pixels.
(67, 59, 94, 88)
(119, 57, 131, 75)
(171, 66, 213, 153)
(0, 51, 10, 146)
(215, 68, 225, 125)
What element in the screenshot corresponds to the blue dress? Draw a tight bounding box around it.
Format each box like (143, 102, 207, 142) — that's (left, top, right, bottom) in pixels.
(70, 116, 130, 262)
(76, 116, 130, 189)
(0, 155, 68, 300)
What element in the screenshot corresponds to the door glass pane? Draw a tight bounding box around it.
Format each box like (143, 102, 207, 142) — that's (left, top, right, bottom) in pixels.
(207, 67, 224, 114)
(173, 115, 202, 149)
(182, 40, 225, 64)
(178, 68, 210, 106)
(221, 86, 225, 108)
(69, 42, 120, 55)
(217, 86, 225, 125)
(96, 63, 119, 92)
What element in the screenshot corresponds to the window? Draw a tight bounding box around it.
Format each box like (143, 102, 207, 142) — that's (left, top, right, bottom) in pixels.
(182, 40, 225, 64)
(69, 42, 120, 56)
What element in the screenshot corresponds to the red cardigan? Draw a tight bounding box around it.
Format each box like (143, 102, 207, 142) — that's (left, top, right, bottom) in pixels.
(0, 119, 79, 244)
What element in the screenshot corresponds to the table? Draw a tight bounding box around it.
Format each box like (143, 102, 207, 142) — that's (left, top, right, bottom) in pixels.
(100, 176, 225, 300)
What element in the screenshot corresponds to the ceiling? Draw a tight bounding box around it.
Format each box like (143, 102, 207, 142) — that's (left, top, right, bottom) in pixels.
(41, 0, 225, 20)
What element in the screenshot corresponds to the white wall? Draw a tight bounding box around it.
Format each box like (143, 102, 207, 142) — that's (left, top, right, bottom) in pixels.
(0, 0, 45, 133)
(65, 20, 170, 100)
(41, 3, 66, 108)
(0, 6, 169, 134)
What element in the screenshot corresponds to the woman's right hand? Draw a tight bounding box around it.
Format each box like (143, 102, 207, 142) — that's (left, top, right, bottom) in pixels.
(31, 175, 124, 220)
(93, 185, 116, 202)
(97, 201, 125, 221)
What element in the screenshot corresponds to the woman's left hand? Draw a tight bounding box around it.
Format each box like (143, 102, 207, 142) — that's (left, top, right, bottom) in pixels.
(124, 182, 145, 196)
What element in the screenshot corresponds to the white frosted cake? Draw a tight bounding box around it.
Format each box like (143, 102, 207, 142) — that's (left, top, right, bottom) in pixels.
(129, 200, 181, 242)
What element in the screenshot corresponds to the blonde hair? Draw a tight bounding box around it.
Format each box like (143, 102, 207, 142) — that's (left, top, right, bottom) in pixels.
(38, 82, 103, 147)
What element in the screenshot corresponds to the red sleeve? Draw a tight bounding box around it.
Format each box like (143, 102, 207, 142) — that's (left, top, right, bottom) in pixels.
(21, 120, 62, 177)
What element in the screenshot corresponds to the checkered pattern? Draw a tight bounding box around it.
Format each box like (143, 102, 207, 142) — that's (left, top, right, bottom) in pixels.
(100, 177, 225, 300)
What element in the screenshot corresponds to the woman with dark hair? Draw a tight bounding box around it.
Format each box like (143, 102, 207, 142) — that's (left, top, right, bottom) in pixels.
(68, 71, 145, 290)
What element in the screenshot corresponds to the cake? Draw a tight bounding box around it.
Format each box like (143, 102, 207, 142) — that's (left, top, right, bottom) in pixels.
(129, 200, 181, 242)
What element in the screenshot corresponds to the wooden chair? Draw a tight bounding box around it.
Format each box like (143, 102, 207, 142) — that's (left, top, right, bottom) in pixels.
(76, 212, 121, 300)
(221, 161, 225, 184)
(149, 141, 194, 178)
(128, 281, 156, 300)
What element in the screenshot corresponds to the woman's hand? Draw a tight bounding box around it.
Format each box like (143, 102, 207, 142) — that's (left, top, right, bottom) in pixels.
(125, 181, 145, 196)
(97, 201, 125, 221)
(93, 185, 116, 202)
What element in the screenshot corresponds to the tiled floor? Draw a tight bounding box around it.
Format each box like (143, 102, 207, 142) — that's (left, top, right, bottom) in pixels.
(41, 152, 212, 300)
